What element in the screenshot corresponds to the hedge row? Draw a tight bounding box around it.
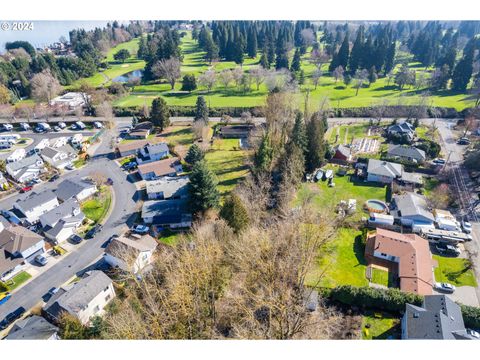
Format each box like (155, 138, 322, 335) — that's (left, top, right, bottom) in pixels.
(113, 105, 264, 118)
(327, 285, 480, 329)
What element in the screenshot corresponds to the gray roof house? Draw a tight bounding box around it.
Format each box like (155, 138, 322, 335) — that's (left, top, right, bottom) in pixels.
(392, 192, 435, 231)
(402, 295, 479, 340)
(5, 154, 45, 183)
(13, 190, 59, 224)
(43, 270, 115, 325)
(0, 225, 45, 262)
(55, 178, 97, 202)
(387, 144, 426, 163)
(39, 198, 83, 228)
(136, 142, 170, 165)
(40, 198, 85, 244)
(5, 315, 59, 340)
(146, 176, 190, 200)
(141, 199, 192, 228)
(41, 144, 78, 169)
(387, 122, 415, 141)
(366, 159, 403, 184)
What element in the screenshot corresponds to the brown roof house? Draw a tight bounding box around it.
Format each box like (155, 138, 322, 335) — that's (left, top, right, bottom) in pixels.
(104, 233, 158, 274)
(332, 144, 352, 164)
(365, 228, 435, 296)
(137, 157, 183, 181)
(116, 139, 150, 158)
(128, 121, 153, 139)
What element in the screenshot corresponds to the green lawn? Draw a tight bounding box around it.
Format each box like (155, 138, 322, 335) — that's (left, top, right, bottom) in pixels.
(2, 271, 32, 291)
(81, 186, 112, 223)
(362, 311, 401, 340)
(371, 268, 392, 287)
(158, 233, 179, 246)
(433, 255, 478, 287)
(73, 158, 87, 168)
(205, 138, 250, 196)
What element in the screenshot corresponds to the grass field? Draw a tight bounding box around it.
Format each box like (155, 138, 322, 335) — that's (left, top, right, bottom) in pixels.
(204, 138, 251, 196)
(81, 186, 112, 223)
(361, 311, 401, 340)
(371, 268, 392, 287)
(433, 255, 478, 287)
(3, 271, 32, 291)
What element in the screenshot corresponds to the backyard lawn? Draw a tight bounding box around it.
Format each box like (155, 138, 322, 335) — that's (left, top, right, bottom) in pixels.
(433, 255, 478, 287)
(370, 268, 393, 287)
(81, 186, 112, 223)
(361, 311, 401, 340)
(2, 271, 32, 291)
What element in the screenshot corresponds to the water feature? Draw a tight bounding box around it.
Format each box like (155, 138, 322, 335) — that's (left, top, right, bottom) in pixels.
(112, 70, 144, 83)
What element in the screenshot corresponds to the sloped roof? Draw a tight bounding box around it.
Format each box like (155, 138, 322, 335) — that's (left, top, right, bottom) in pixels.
(55, 178, 96, 201)
(0, 249, 23, 275)
(388, 144, 426, 161)
(141, 199, 191, 224)
(0, 225, 44, 255)
(144, 142, 169, 155)
(5, 315, 59, 340)
(15, 190, 57, 212)
(39, 198, 81, 226)
(117, 139, 150, 154)
(146, 176, 189, 198)
(6, 154, 43, 173)
(366, 228, 434, 295)
(393, 192, 434, 221)
(138, 157, 181, 178)
(367, 159, 403, 178)
(105, 234, 157, 262)
(334, 144, 352, 158)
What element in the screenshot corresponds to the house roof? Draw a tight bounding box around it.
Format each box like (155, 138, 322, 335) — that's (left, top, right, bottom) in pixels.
(366, 228, 434, 295)
(39, 198, 81, 226)
(400, 171, 424, 185)
(145, 176, 189, 199)
(15, 190, 57, 212)
(6, 154, 43, 173)
(334, 144, 352, 158)
(388, 145, 426, 161)
(141, 199, 191, 224)
(55, 178, 96, 202)
(143, 142, 169, 155)
(129, 121, 153, 137)
(404, 295, 476, 339)
(219, 125, 255, 138)
(0, 249, 23, 275)
(41, 147, 60, 159)
(0, 225, 44, 255)
(5, 315, 59, 340)
(44, 270, 113, 319)
(367, 159, 403, 178)
(388, 122, 415, 134)
(44, 214, 85, 238)
(117, 139, 150, 154)
(137, 157, 181, 178)
(393, 192, 434, 221)
(105, 234, 157, 261)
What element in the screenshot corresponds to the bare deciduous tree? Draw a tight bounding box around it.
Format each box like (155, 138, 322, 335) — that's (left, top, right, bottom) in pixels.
(152, 57, 181, 90)
(231, 67, 244, 89)
(31, 70, 62, 104)
(198, 70, 217, 93)
(333, 66, 344, 83)
(96, 101, 114, 129)
(218, 69, 233, 89)
(249, 67, 266, 90)
(353, 69, 369, 96)
(311, 68, 323, 89)
(310, 48, 330, 70)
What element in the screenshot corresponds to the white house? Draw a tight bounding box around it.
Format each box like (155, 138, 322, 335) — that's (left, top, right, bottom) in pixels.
(146, 176, 189, 200)
(104, 234, 158, 274)
(366, 159, 403, 184)
(55, 178, 98, 202)
(41, 144, 77, 170)
(50, 137, 68, 148)
(135, 143, 170, 165)
(43, 270, 115, 325)
(50, 92, 86, 109)
(0, 225, 45, 260)
(34, 139, 51, 152)
(6, 154, 46, 183)
(40, 198, 85, 244)
(6, 148, 26, 163)
(392, 192, 435, 233)
(13, 190, 59, 224)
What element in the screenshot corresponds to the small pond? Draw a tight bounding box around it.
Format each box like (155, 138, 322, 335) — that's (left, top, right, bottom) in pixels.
(112, 70, 143, 83)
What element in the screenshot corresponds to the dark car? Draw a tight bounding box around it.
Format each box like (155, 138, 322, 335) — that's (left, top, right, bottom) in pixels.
(106, 178, 114, 185)
(85, 224, 103, 239)
(49, 174, 60, 182)
(69, 234, 83, 244)
(0, 307, 26, 330)
(435, 243, 460, 256)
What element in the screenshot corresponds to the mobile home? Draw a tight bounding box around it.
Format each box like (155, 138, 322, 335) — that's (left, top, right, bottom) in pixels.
(7, 148, 26, 163)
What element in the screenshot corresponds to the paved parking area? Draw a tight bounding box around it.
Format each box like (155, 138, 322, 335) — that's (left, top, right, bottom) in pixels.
(433, 286, 480, 307)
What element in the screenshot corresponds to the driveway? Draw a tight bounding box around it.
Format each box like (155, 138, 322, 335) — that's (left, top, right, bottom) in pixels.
(433, 287, 480, 307)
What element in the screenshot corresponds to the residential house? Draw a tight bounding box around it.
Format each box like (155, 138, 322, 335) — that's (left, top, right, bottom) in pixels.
(13, 190, 59, 224)
(49, 136, 68, 148)
(365, 228, 435, 296)
(218, 125, 255, 138)
(104, 233, 158, 273)
(5, 154, 45, 183)
(55, 178, 97, 203)
(433, 209, 461, 232)
(145, 176, 189, 200)
(116, 139, 150, 158)
(387, 145, 426, 163)
(5, 315, 60, 340)
(6, 149, 26, 163)
(40, 198, 85, 244)
(41, 144, 77, 169)
(43, 270, 115, 325)
(128, 121, 153, 139)
(332, 144, 353, 163)
(49, 92, 86, 109)
(366, 159, 403, 184)
(387, 121, 415, 142)
(402, 295, 479, 339)
(391, 192, 435, 232)
(137, 157, 183, 181)
(0, 225, 45, 280)
(136, 142, 170, 165)
(141, 199, 192, 228)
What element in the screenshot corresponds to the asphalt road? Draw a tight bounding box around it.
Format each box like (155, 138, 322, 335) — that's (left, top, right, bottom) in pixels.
(0, 124, 139, 320)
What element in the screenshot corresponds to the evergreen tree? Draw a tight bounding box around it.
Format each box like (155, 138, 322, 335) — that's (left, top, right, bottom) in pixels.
(368, 66, 378, 85)
(384, 42, 396, 75)
(188, 160, 220, 214)
(452, 45, 474, 91)
(185, 143, 204, 165)
(275, 50, 289, 70)
(337, 33, 350, 70)
(306, 112, 327, 172)
(194, 96, 209, 124)
(290, 111, 308, 154)
(150, 97, 170, 132)
(181, 74, 197, 92)
(290, 48, 301, 72)
(349, 26, 365, 74)
(246, 27, 258, 58)
(220, 193, 250, 233)
(254, 133, 274, 172)
(260, 51, 269, 69)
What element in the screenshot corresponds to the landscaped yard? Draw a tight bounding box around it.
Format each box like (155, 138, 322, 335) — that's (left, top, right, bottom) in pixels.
(205, 138, 251, 196)
(81, 186, 112, 223)
(433, 255, 478, 287)
(361, 311, 401, 340)
(2, 271, 32, 291)
(73, 158, 87, 168)
(370, 268, 393, 287)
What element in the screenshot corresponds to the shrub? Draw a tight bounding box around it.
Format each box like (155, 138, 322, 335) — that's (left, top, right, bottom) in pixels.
(0, 281, 10, 292)
(461, 304, 480, 329)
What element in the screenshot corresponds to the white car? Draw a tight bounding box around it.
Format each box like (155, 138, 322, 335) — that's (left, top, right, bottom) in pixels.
(462, 220, 472, 234)
(132, 225, 149, 234)
(58, 122, 67, 129)
(434, 282, 456, 293)
(93, 121, 103, 129)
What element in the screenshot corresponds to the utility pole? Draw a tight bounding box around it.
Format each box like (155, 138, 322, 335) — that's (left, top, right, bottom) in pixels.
(442, 150, 453, 173)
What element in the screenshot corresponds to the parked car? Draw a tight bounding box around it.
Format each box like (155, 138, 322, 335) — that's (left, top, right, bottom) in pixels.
(1, 210, 22, 225)
(34, 254, 48, 266)
(42, 287, 59, 302)
(2, 124, 13, 131)
(53, 126, 61, 132)
(457, 137, 470, 145)
(70, 124, 77, 130)
(435, 243, 460, 256)
(85, 224, 103, 239)
(132, 224, 149, 235)
(19, 123, 30, 131)
(0, 307, 25, 330)
(434, 282, 456, 293)
(0, 292, 11, 306)
(93, 121, 103, 129)
(106, 178, 114, 185)
(122, 161, 137, 171)
(462, 219, 472, 234)
(58, 122, 67, 129)
(432, 158, 446, 165)
(20, 185, 33, 193)
(69, 234, 83, 245)
(49, 174, 60, 182)
(65, 164, 74, 171)
(467, 329, 480, 339)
